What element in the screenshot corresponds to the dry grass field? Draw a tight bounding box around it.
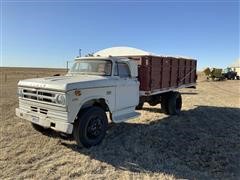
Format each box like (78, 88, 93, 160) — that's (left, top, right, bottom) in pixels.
(1, 67, 240, 179)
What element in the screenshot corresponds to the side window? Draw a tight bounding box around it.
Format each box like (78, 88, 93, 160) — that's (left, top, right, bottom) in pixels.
(115, 63, 131, 78)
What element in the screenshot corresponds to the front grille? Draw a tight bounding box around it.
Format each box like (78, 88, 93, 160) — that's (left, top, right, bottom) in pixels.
(31, 106, 48, 115)
(22, 88, 56, 104)
(31, 106, 38, 112)
(40, 108, 48, 114)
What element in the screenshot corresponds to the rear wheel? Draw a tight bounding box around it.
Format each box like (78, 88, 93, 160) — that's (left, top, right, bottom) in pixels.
(161, 93, 170, 114)
(73, 106, 108, 148)
(161, 91, 182, 115)
(227, 74, 231, 80)
(168, 91, 182, 115)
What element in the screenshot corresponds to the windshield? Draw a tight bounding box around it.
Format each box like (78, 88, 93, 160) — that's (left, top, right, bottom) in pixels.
(69, 59, 112, 76)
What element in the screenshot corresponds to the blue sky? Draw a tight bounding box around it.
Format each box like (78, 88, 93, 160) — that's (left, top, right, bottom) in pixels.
(1, 1, 239, 69)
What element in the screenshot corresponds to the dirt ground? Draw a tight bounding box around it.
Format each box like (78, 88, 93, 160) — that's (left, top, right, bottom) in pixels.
(0, 67, 240, 179)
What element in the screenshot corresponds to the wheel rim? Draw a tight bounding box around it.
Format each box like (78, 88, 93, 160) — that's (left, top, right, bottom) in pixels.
(87, 116, 104, 139)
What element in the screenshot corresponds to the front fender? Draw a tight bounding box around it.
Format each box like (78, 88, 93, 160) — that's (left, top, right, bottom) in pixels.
(67, 87, 115, 123)
(79, 95, 112, 110)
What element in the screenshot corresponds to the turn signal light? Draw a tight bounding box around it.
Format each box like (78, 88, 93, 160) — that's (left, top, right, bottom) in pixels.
(75, 90, 81, 96)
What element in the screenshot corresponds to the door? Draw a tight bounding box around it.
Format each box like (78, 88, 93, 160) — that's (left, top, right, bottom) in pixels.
(115, 62, 139, 111)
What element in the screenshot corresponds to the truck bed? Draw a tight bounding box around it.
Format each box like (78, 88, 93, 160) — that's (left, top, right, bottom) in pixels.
(133, 56, 197, 96)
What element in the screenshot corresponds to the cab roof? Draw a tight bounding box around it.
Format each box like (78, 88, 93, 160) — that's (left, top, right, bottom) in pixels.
(74, 56, 129, 62)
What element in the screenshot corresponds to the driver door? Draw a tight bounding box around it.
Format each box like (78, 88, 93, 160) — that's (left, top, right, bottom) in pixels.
(114, 62, 139, 111)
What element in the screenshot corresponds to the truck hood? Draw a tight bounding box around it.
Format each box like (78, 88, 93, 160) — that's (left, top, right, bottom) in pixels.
(18, 75, 114, 91)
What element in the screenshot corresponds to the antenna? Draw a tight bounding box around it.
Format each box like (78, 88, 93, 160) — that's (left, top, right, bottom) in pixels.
(79, 49, 82, 57)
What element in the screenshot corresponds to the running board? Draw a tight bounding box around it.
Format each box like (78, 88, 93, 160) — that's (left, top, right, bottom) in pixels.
(112, 111, 141, 123)
(112, 108, 141, 123)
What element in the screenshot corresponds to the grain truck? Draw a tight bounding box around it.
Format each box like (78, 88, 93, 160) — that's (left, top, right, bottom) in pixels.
(16, 47, 197, 148)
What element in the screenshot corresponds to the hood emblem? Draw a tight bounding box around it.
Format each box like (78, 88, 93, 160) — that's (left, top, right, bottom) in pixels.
(31, 83, 46, 88)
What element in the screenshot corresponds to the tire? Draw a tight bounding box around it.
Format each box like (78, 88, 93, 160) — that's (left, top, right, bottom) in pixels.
(227, 74, 231, 80)
(161, 93, 170, 114)
(135, 102, 144, 110)
(168, 91, 182, 115)
(161, 92, 182, 115)
(31, 123, 49, 133)
(73, 106, 108, 148)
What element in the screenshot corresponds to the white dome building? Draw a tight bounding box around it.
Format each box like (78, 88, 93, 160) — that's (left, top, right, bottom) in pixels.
(94, 46, 154, 57)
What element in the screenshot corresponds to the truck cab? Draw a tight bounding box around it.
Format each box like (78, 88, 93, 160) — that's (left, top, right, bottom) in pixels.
(16, 56, 140, 147)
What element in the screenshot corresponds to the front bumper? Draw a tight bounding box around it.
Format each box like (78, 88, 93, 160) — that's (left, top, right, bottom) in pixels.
(16, 107, 73, 134)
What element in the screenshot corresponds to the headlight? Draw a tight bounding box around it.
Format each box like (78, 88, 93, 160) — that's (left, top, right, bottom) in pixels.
(55, 94, 66, 105)
(17, 88, 23, 97)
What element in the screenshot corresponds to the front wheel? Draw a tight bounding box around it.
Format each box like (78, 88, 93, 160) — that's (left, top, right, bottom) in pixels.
(73, 106, 108, 148)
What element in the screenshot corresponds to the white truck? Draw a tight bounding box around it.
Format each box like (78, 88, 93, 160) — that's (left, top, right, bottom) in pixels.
(16, 47, 197, 147)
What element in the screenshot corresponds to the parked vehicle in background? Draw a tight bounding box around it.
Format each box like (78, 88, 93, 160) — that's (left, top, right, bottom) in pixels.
(203, 67, 224, 80)
(222, 68, 239, 80)
(16, 47, 197, 148)
(203, 67, 239, 81)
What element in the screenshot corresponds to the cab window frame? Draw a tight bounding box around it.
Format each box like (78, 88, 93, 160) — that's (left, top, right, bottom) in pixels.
(114, 62, 131, 78)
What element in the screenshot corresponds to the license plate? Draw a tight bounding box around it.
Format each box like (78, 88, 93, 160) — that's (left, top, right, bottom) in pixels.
(32, 116, 39, 123)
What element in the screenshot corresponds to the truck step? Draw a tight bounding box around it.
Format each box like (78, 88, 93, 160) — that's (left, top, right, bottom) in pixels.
(113, 111, 140, 123)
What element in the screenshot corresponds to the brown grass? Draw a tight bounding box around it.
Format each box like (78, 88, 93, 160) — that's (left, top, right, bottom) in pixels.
(0, 67, 240, 179)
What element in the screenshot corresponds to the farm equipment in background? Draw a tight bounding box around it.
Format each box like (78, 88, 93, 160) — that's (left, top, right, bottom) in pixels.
(203, 67, 239, 81)
(203, 67, 224, 80)
(222, 68, 239, 80)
